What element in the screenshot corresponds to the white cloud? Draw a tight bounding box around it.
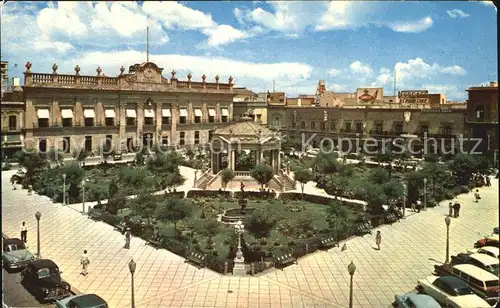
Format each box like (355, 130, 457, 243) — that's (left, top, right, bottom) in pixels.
(478, 1, 497, 9)
(142, 1, 216, 30)
(315, 1, 374, 31)
(387, 16, 433, 33)
(394, 58, 467, 86)
(349, 61, 373, 76)
(202, 25, 249, 47)
(440, 65, 467, 75)
(446, 9, 470, 19)
(421, 84, 465, 100)
(327, 68, 342, 77)
(32, 41, 74, 53)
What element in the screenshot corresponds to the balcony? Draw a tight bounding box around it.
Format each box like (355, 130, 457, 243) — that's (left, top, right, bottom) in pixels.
(30, 124, 120, 136)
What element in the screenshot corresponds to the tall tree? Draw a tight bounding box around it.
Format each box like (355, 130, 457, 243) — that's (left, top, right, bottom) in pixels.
(220, 168, 235, 191)
(155, 198, 194, 237)
(326, 200, 360, 238)
(244, 207, 279, 238)
(294, 168, 312, 194)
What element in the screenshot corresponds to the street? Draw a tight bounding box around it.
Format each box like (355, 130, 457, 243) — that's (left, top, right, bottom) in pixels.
(2, 268, 52, 308)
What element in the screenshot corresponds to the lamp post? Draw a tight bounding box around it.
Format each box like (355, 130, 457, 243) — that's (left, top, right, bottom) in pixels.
(347, 261, 356, 308)
(81, 180, 86, 213)
(128, 259, 136, 308)
(445, 216, 451, 264)
(402, 183, 407, 218)
(232, 220, 246, 275)
(62, 173, 67, 205)
(35, 211, 41, 259)
(423, 177, 428, 211)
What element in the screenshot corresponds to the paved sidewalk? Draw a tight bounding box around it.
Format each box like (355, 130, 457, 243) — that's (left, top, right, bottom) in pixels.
(2, 168, 498, 307)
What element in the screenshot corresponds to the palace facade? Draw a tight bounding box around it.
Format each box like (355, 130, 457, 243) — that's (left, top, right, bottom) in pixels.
(22, 61, 236, 154)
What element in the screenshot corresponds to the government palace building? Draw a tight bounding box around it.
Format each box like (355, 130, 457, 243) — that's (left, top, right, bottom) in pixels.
(0, 60, 498, 161)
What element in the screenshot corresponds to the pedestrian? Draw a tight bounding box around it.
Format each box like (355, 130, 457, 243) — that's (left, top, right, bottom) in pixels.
(486, 177, 491, 187)
(416, 199, 422, 213)
(124, 228, 131, 249)
(455, 202, 461, 218)
(452, 202, 459, 218)
(448, 202, 453, 217)
(410, 201, 415, 212)
(80, 250, 89, 276)
(375, 231, 382, 250)
(240, 181, 245, 192)
(474, 189, 481, 203)
(20, 221, 28, 243)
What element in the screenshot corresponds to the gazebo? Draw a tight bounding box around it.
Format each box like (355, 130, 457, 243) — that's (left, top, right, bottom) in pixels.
(210, 117, 282, 175)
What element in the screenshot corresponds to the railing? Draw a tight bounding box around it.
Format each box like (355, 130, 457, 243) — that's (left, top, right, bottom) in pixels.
(194, 168, 212, 188)
(31, 73, 52, 84)
(80, 76, 98, 85)
(279, 169, 296, 191)
(191, 82, 204, 89)
(101, 77, 118, 86)
(177, 81, 189, 88)
(58, 75, 76, 84)
(205, 170, 222, 188)
(234, 171, 251, 177)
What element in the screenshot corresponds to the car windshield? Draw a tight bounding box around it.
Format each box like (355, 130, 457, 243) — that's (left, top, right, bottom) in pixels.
(37, 267, 58, 279)
(455, 287, 474, 295)
(485, 280, 499, 288)
(5, 244, 25, 252)
(486, 264, 500, 275)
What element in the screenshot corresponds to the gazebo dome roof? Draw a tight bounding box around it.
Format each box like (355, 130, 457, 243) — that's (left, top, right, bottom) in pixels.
(214, 120, 274, 137)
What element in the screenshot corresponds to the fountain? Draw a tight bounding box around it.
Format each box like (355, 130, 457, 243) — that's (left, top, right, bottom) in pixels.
(220, 198, 256, 224)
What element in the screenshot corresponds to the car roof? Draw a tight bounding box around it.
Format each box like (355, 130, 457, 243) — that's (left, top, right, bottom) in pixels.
(407, 294, 441, 307)
(69, 294, 107, 307)
(28, 259, 58, 270)
(3, 238, 25, 246)
(469, 253, 499, 266)
(438, 275, 468, 289)
(479, 246, 499, 254)
(453, 264, 499, 280)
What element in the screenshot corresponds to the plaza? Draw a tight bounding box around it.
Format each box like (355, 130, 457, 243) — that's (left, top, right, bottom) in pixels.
(2, 166, 498, 307)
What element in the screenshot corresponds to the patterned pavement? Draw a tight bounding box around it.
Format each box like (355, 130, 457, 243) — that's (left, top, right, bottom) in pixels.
(2, 168, 498, 308)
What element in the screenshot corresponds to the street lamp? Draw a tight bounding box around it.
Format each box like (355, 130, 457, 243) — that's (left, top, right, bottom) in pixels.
(347, 261, 356, 308)
(128, 259, 136, 308)
(445, 216, 451, 264)
(62, 174, 67, 205)
(35, 211, 41, 259)
(81, 179, 86, 213)
(402, 183, 407, 218)
(423, 177, 428, 211)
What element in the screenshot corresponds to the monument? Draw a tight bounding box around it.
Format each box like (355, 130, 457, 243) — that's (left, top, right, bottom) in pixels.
(232, 220, 246, 275)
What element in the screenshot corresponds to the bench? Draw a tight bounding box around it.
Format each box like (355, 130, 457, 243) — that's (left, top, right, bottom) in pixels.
(184, 251, 207, 269)
(145, 236, 163, 249)
(114, 224, 126, 234)
(384, 213, 398, 224)
(355, 222, 372, 236)
(319, 236, 338, 250)
(274, 252, 297, 269)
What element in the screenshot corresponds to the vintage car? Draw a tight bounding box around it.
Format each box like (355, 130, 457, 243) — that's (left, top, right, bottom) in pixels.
(474, 234, 500, 248)
(467, 246, 499, 259)
(494, 226, 499, 234)
(55, 293, 108, 308)
(416, 275, 490, 307)
(2, 238, 35, 270)
(451, 253, 499, 276)
(21, 259, 71, 302)
(434, 263, 499, 305)
(392, 292, 440, 308)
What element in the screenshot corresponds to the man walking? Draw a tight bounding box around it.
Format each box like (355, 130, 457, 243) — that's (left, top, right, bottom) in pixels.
(416, 199, 422, 213)
(474, 189, 481, 203)
(80, 250, 89, 276)
(448, 202, 453, 217)
(20, 222, 28, 243)
(375, 231, 382, 250)
(124, 228, 131, 249)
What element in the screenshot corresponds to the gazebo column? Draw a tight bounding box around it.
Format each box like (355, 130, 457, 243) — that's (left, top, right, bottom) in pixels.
(277, 149, 281, 171)
(228, 150, 234, 170)
(270, 150, 275, 170)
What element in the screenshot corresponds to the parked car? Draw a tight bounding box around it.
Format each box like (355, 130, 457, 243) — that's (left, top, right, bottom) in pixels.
(416, 275, 490, 307)
(474, 234, 500, 248)
(434, 263, 499, 305)
(2, 238, 35, 270)
(467, 246, 499, 259)
(21, 259, 71, 303)
(493, 226, 499, 234)
(393, 292, 440, 308)
(55, 293, 108, 308)
(451, 253, 499, 276)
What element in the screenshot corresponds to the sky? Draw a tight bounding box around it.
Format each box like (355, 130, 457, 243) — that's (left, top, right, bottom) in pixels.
(1, 1, 497, 101)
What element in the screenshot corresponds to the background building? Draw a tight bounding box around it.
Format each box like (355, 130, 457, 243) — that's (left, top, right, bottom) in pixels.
(232, 88, 267, 124)
(22, 61, 235, 155)
(1, 73, 25, 158)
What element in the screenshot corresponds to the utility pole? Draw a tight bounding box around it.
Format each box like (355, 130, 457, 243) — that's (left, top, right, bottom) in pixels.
(393, 69, 397, 97)
(273, 80, 275, 92)
(146, 26, 149, 62)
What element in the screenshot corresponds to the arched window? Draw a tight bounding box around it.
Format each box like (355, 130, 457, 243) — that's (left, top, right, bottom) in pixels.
(8, 115, 17, 130)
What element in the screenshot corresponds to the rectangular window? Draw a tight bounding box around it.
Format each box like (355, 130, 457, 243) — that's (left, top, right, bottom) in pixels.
(179, 108, 187, 124)
(221, 108, 229, 122)
(194, 108, 202, 123)
(84, 136, 92, 152)
(395, 123, 403, 134)
(179, 132, 185, 146)
(126, 138, 134, 152)
(126, 117, 136, 126)
(475, 105, 485, 120)
(84, 118, 94, 127)
(144, 117, 154, 125)
(62, 118, 73, 127)
(8, 115, 17, 130)
(208, 108, 216, 123)
(126, 109, 136, 126)
(144, 109, 154, 125)
(209, 130, 214, 141)
(330, 122, 336, 131)
(38, 119, 49, 128)
(39, 139, 47, 153)
(375, 123, 383, 133)
(105, 118, 114, 126)
(355, 122, 363, 133)
(161, 136, 168, 146)
(162, 109, 171, 125)
(291, 122, 296, 128)
(194, 131, 200, 144)
(104, 109, 115, 126)
(310, 122, 315, 129)
(301, 121, 305, 129)
(421, 125, 429, 135)
(162, 117, 170, 125)
(320, 122, 326, 130)
(345, 122, 352, 132)
(443, 126, 452, 136)
(105, 135, 112, 151)
(63, 136, 71, 153)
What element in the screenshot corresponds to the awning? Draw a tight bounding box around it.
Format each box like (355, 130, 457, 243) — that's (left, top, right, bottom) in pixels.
(105, 109, 116, 118)
(144, 109, 155, 118)
(5, 134, 21, 142)
(179, 109, 188, 117)
(221, 108, 229, 116)
(208, 108, 216, 116)
(37, 109, 50, 119)
(84, 109, 95, 118)
(126, 109, 137, 118)
(194, 109, 202, 117)
(61, 109, 74, 119)
(162, 109, 171, 117)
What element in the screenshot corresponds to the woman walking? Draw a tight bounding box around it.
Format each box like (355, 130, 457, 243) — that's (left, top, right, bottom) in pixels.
(375, 231, 382, 250)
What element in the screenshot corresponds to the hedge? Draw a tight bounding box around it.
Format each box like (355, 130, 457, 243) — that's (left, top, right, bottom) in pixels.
(233, 191, 276, 200)
(186, 190, 231, 198)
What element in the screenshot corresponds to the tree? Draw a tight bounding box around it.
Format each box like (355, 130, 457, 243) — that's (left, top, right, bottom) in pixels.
(185, 147, 195, 161)
(294, 168, 312, 194)
(220, 168, 235, 191)
(135, 146, 150, 165)
(382, 180, 405, 205)
(368, 167, 390, 185)
(244, 207, 279, 238)
(312, 152, 339, 174)
(354, 181, 386, 214)
(72, 148, 89, 166)
(191, 219, 220, 249)
(147, 152, 185, 190)
(86, 182, 108, 206)
(155, 198, 194, 237)
(420, 162, 452, 199)
(448, 153, 478, 185)
(423, 153, 439, 163)
(326, 200, 360, 238)
(250, 164, 274, 189)
(15, 151, 48, 188)
(46, 147, 63, 165)
(325, 175, 350, 199)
